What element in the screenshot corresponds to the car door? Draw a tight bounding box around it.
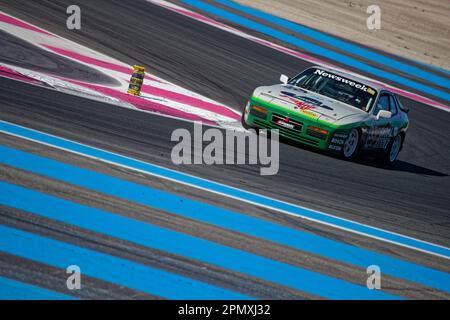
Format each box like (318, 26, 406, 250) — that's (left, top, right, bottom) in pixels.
(365, 93, 394, 150)
(389, 94, 407, 133)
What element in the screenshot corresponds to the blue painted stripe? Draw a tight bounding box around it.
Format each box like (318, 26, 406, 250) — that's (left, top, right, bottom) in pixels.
(179, 0, 450, 101)
(1, 147, 448, 294)
(414, 60, 450, 76)
(0, 225, 252, 300)
(1, 121, 448, 260)
(0, 276, 74, 300)
(0, 182, 398, 299)
(216, 0, 450, 88)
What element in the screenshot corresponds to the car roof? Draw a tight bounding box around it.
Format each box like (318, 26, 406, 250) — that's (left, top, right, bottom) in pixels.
(308, 65, 385, 92)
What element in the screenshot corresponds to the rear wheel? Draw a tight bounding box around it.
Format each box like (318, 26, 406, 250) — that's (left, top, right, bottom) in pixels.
(342, 128, 360, 159)
(380, 134, 402, 165)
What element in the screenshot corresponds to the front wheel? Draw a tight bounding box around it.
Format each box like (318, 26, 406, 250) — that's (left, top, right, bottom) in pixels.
(342, 128, 360, 159)
(241, 102, 252, 130)
(380, 134, 402, 165)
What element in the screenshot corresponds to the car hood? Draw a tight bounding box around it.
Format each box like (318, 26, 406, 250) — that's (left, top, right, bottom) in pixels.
(255, 84, 368, 123)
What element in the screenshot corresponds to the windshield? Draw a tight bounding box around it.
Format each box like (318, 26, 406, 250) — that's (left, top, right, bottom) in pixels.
(288, 68, 377, 111)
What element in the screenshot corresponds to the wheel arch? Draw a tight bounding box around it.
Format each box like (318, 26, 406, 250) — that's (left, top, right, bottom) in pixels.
(398, 130, 406, 150)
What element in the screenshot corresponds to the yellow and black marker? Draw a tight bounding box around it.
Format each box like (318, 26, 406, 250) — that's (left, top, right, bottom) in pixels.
(127, 65, 145, 96)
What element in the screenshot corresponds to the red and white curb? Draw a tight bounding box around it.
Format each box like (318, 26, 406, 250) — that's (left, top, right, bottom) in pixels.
(0, 11, 243, 129)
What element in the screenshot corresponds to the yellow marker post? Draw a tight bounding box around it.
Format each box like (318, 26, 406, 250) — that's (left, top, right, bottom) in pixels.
(127, 65, 145, 96)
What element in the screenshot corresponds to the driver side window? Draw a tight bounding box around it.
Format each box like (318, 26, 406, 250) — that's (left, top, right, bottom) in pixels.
(373, 94, 390, 116)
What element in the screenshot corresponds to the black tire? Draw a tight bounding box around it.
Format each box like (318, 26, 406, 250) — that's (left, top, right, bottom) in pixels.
(241, 102, 253, 130)
(241, 110, 252, 130)
(380, 134, 402, 165)
(341, 128, 361, 160)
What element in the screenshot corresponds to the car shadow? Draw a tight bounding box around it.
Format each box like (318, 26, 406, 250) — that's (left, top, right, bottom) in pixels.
(276, 135, 448, 177)
(358, 158, 448, 177)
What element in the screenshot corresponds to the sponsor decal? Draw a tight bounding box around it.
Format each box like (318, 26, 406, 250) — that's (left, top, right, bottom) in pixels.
(368, 127, 392, 137)
(364, 126, 393, 149)
(280, 94, 316, 110)
(301, 110, 319, 119)
(328, 145, 342, 151)
(333, 133, 348, 139)
(331, 138, 345, 145)
(279, 91, 333, 111)
(276, 119, 294, 129)
(367, 87, 376, 95)
(314, 69, 375, 94)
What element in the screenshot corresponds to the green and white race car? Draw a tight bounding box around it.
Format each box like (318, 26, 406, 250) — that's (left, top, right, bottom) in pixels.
(242, 66, 409, 164)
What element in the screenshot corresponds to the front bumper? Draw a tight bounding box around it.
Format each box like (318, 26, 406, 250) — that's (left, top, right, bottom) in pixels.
(245, 97, 350, 152)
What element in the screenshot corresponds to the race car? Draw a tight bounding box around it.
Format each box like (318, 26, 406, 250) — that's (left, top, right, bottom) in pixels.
(242, 66, 409, 164)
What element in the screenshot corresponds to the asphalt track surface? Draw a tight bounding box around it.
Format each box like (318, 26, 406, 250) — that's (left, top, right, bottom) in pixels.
(0, 0, 449, 299)
(0, 30, 119, 85)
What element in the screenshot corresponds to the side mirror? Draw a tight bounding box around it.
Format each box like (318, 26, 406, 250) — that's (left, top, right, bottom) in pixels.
(280, 74, 289, 84)
(377, 110, 392, 120)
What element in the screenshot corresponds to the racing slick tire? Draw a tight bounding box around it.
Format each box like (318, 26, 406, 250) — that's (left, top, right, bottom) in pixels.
(241, 102, 252, 130)
(241, 111, 252, 130)
(342, 128, 361, 160)
(380, 134, 402, 165)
